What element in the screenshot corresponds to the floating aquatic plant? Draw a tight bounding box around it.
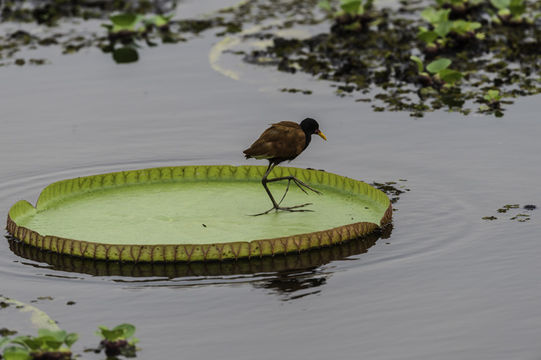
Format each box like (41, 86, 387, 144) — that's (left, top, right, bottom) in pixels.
(318, 0, 376, 32)
(434, 0, 485, 15)
(490, 0, 532, 25)
(1, 329, 78, 360)
(418, 7, 484, 54)
(95, 324, 138, 358)
(100, 13, 181, 63)
(410, 56, 463, 87)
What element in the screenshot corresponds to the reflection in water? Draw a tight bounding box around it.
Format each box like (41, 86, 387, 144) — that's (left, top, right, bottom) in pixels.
(7, 225, 392, 299)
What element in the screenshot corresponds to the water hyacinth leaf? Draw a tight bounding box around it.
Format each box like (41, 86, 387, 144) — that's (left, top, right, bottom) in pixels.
(318, 0, 332, 11)
(97, 327, 124, 341)
(147, 14, 173, 28)
(340, 0, 362, 15)
(0, 337, 10, 348)
(484, 89, 501, 101)
(113, 324, 136, 339)
(112, 47, 139, 64)
(421, 7, 450, 24)
(435, 20, 452, 37)
(438, 68, 463, 84)
(11, 337, 40, 351)
(37, 329, 66, 343)
(41, 338, 63, 350)
(452, 20, 481, 34)
(509, 0, 525, 15)
(426, 58, 452, 73)
(410, 55, 424, 73)
(2, 346, 31, 360)
(110, 14, 141, 31)
(418, 30, 439, 44)
(490, 0, 510, 10)
(420, 7, 438, 23)
(64, 333, 78, 348)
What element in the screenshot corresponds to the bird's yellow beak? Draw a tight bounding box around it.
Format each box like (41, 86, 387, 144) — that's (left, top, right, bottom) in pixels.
(317, 130, 327, 141)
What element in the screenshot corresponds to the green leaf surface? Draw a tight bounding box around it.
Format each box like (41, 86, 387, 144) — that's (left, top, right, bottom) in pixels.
(435, 20, 452, 37)
(37, 329, 66, 343)
(490, 0, 510, 10)
(438, 68, 463, 84)
(427, 58, 452, 73)
(340, 0, 361, 14)
(318, 0, 332, 11)
(418, 30, 439, 44)
(147, 15, 173, 27)
(509, 0, 525, 15)
(7, 166, 391, 262)
(114, 324, 136, 339)
(452, 20, 481, 34)
(2, 346, 31, 360)
(410, 55, 424, 73)
(421, 7, 450, 24)
(64, 333, 78, 348)
(97, 327, 124, 341)
(110, 14, 141, 29)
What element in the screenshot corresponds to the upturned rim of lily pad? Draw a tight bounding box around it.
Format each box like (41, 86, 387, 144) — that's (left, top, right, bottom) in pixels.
(6, 165, 392, 262)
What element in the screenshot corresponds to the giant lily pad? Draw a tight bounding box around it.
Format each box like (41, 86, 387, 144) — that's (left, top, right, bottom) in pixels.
(6, 165, 392, 262)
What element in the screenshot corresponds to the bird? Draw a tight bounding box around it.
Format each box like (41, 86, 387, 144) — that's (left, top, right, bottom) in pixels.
(243, 117, 327, 215)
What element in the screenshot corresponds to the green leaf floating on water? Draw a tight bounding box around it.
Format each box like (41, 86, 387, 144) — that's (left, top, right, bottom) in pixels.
(109, 14, 142, 32)
(2, 346, 31, 360)
(490, 0, 510, 10)
(6, 165, 392, 262)
(410, 55, 424, 73)
(426, 58, 452, 73)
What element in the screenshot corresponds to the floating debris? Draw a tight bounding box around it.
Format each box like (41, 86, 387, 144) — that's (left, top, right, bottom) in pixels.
(484, 204, 535, 222)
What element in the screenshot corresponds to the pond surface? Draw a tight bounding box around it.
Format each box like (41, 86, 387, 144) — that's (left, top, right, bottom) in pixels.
(1, 0, 541, 359)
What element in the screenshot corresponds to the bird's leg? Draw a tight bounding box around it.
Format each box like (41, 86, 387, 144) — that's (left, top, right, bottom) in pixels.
(266, 176, 322, 195)
(261, 163, 280, 209)
(251, 164, 313, 216)
(277, 178, 293, 206)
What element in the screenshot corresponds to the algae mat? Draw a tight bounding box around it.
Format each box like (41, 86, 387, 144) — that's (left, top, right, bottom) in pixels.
(7, 165, 392, 262)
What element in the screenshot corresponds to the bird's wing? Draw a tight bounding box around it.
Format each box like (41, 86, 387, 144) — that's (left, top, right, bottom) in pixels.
(271, 121, 301, 128)
(243, 123, 305, 160)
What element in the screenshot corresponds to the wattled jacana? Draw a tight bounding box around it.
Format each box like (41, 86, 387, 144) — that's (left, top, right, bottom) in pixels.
(243, 118, 327, 215)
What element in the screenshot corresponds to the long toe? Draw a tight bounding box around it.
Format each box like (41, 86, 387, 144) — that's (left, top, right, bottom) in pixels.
(250, 203, 313, 216)
(292, 178, 322, 195)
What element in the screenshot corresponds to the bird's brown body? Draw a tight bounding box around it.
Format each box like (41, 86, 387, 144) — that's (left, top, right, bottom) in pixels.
(243, 118, 326, 215)
(243, 121, 307, 164)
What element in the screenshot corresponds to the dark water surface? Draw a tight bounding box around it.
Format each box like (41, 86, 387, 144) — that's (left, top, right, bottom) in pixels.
(1, 1, 541, 359)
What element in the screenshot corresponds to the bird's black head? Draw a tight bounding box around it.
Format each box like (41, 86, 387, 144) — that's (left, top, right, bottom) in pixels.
(300, 118, 327, 141)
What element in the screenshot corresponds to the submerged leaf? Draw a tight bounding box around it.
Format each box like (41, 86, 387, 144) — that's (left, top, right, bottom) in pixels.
(112, 47, 139, 64)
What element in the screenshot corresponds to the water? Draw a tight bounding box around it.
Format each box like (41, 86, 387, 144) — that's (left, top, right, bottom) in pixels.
(1, 1, 541, 359)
